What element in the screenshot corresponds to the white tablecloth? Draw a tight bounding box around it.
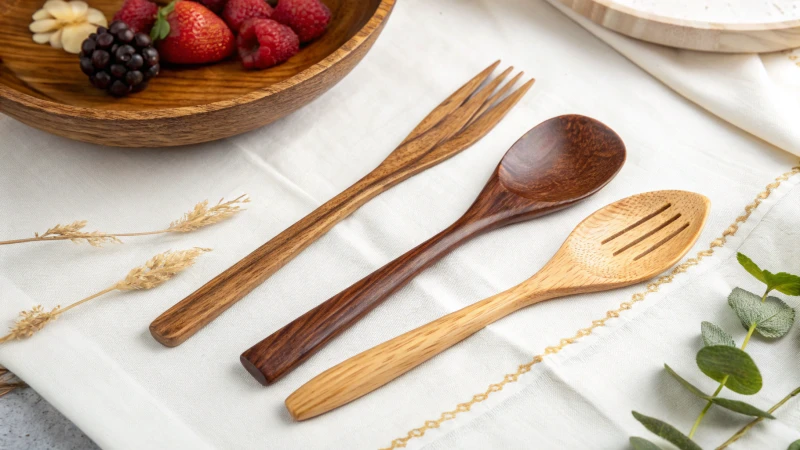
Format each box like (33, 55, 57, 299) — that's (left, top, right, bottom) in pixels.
(1, 0, 799, 448)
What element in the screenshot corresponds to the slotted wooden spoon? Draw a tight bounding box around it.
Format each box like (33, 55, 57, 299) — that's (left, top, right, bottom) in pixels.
(285, 190, 710, 420)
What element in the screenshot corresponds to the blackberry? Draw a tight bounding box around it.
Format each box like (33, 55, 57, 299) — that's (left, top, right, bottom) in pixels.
(79, 20, 160, 97)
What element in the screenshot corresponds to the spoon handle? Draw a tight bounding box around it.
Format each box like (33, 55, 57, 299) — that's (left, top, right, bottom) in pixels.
(240, 214, 491, 386)
(284, 282, 555, 420)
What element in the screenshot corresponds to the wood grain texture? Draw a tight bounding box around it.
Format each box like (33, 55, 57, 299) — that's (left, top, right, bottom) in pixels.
(559, 0, 800, 52)
(149, 63, 534, 347)
(285, 190, 711, 420)
(240, 114, 627, 386)
(0, 0, 393, 146)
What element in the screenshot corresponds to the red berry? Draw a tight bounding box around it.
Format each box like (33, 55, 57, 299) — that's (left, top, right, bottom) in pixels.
(272, 0, 330, 43)
(156, 1, 235, 65)
(223, 0, 273, 31)
(113, 0, 158, 34)
(237, 18, 298, 69)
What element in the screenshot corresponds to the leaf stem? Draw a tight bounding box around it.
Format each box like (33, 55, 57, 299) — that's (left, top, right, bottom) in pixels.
(689, 378, 728, 438)
(740, 322, 758, 351)
(689, 289, 765, 440)
(716, 386, 800, 449)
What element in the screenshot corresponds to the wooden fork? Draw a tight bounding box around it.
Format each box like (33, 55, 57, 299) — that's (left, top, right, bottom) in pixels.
(150, 61, 536, 347)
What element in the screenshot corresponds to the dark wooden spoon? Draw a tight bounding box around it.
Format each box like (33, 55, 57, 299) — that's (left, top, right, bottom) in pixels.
(241, 114, 627, 386)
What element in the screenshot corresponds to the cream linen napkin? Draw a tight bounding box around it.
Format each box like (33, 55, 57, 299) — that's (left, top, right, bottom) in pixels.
(547, 1, 800, 157)
(420, 176, 800, 449)
(1, 0, 799, 449)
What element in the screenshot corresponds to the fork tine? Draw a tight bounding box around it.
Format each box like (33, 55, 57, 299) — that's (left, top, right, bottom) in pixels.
(467, 71, 524, 127)
(467, 77, 534, 131)
(401, 60, 500, 145)
(412, 78, 535, 168)
(425, 65, 515, 146)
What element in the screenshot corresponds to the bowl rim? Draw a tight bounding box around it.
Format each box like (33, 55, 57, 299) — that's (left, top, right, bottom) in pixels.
(0, 0, 395, 121)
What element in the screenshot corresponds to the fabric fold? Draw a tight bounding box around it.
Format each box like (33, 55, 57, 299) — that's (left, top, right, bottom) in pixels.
(547, 1, 800, 157)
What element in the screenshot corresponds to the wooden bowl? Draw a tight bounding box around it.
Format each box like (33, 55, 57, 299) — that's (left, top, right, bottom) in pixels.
(0, 0, 394, 147)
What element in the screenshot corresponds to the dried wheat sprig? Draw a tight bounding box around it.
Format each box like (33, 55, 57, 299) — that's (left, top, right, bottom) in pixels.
(0, 195, 249, 246)
(0, 365, 26, 398)
(0, 247, 211, 344)
(166, 195, 250, 233)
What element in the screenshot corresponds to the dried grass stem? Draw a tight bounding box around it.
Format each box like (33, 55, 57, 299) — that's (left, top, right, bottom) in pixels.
(0, 195, 248, 247)
(0, 248, 211, 344)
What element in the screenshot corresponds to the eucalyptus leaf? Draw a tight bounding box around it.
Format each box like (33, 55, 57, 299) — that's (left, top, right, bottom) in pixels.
(763, 271, 800, 296)
(710, 398, 775, 418)
(728, 288, 796, 338)
(630, 436, 663, 450)
(729, 287, 764, 325)
(736, 253, 800, 295)
(753, 297, 796, 338)
(696, 346, 762, 395)
(701, 321, 735, 347)
(631, 412, 702, 450)
(737, 253, 767, 284)
(664, 364, 709, 399)
(788, 439, 800, 450)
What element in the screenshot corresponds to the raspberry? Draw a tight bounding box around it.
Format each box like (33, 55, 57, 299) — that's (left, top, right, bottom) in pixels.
(112, 0, 158, 34)
(223, 0, 273, 32)
(237, 18, 299, 69)
(272, 0, 330, 43)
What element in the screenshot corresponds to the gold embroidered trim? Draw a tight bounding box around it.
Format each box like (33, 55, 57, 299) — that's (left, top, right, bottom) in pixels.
(381, 164, 800, 450)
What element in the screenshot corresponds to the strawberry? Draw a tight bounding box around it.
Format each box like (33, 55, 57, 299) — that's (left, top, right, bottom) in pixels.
(190, 0, 228, 14)
(272, 0, 330, 43)
(151, 1, 235, 65)
(237, 18, 298, 69)
(113, 0, 158, 34)
(223, 0, 273, 31)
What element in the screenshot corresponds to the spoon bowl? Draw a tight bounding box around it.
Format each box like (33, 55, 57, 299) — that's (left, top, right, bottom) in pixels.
(241, 114, 626, 386)
(558, 190, 709, 287)
(498, 115, 627, 202)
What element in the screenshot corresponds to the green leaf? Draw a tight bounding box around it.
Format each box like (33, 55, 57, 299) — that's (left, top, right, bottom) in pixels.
(150, 1, 175, 41)
(788, 439, 800, 450)
(738, 253, 767, 284)
(630, 436, 663, 450)
(736, 252, 800, 295)
(763, 271, 800, 296)
(664, 364, 709, 399)
(728, 288, 795, 338)
(710, 398, 775, 418)
(696, 345, 762, 395)
(729, 287, 765, 326)
(631, 412, 702, 450)
(701, 321, 735, 347)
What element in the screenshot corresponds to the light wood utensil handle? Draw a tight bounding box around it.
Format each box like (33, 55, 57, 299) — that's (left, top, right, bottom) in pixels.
(285, 280, 555, 420)
(240, 215, 489, 385)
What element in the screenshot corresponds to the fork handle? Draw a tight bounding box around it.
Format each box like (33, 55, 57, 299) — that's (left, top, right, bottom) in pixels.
(240, 213, 492, 385)
(284, 282, 555, 420)
(149, 172, 391, 347)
